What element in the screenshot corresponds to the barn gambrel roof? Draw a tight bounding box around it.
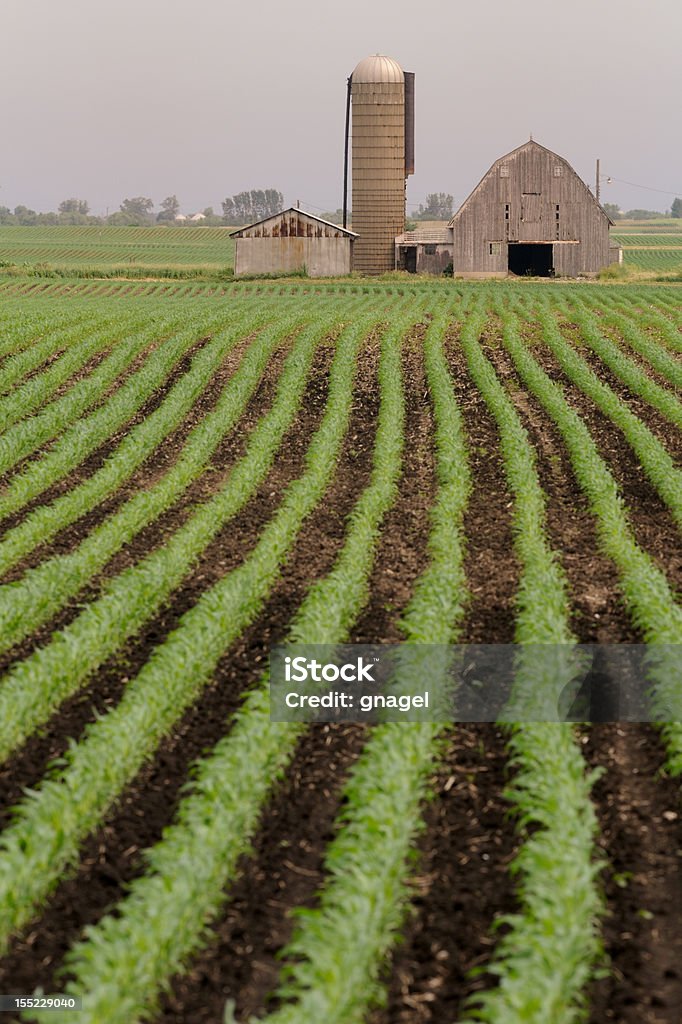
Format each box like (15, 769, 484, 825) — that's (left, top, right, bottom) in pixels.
(448, 139, 614, 227)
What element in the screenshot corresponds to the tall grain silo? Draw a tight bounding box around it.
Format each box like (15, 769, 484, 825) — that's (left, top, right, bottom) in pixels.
(346, 54, 414, 275)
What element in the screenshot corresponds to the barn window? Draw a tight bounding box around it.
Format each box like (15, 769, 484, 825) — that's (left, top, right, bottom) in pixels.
(554, 166, 562, 176)
(489, 241, 502, 256)
(424, 244, 436, 255)
(500, 165, 509, 177)
(505, 204, 510, 220)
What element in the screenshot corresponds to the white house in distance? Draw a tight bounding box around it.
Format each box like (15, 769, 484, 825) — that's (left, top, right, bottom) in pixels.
(231, 208, 357, 277)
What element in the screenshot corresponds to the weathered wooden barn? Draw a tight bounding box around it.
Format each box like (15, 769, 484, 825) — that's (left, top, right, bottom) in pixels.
(231, 209, 357, 277)
(448, 139, 616, 277)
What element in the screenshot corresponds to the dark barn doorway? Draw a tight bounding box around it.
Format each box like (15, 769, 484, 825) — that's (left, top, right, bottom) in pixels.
(396, 246, 417, 273)
(508, 243, 553, 277)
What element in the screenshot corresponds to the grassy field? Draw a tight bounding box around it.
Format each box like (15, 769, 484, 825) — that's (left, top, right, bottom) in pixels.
(612, 222, 682, 273)
(0, 225, 235, 274)
(0, 281, 680, 1023)
(1, 222, 681, 279)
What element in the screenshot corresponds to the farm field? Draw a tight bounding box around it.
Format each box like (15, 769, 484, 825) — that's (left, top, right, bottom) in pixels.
(1, 223, 682, 277)
(612, 228, 682, 273)
(0, 281, 680, 1024)
(0, 226, 235, 274)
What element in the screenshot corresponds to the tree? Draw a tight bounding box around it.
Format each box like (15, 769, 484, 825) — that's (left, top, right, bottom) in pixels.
(320, 209, 345, 225)
(58, 198, 89, 215)
(603, 203, 621, 221)
(157, 195, 180, 222)
(13, 205, 38, 225)
(671, 198, 682, 219)
(221, 188, 283, 225)
(118, 196, 154, 223)
(411, 193, 454, 220)
(623, 208, 663, 220)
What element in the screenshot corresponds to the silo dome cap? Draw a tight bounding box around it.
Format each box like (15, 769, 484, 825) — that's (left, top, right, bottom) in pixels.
(352, 54, 404, 83)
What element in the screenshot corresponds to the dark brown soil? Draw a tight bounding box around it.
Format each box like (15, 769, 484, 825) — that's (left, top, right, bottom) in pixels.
(370, 725, 518, 1024)
(448, 325, 520, 645)
(155, 724, 369, 1024)
(557, 315, 682, 458)
(515, 317, 682, 594)
(583, 723, 682, 1024)
(368, 330, 521, 1024)
(480, 325, 640, 643)
(152, 322, 442, 1022)
(352, 326, 437, 643)
(0, 337, 338, 813)
(0, 332, 381, 1004)
(0, 330, 261, 582)
(0, 332, 211, 530)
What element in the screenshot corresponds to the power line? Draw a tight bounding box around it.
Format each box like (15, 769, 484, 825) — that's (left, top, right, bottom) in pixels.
(605, 176, 681, 197)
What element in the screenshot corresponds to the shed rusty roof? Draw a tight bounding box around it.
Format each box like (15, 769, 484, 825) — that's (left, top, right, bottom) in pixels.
(230, 208, 358, 239)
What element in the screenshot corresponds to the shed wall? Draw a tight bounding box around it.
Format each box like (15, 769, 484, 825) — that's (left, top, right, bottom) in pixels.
(234, 237, 353, 277)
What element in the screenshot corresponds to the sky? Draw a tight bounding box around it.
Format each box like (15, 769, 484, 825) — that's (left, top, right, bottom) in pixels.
(2, 0, 681, 218)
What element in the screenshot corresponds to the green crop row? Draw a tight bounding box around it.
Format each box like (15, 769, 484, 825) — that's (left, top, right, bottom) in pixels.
(0, 312, 181, 475)
(580, 290, 682, 381)
(21, 308, 415, 1023)
(500, 307, 682, 734)
(0, 308, 364, 957)
(0, 306, 229, 520)
(0, 311, 103, 393)
(520, 296, 682, 529)
(452, 297, 603, 1024)
(0, 307, 289, 578)
(551, 295, 682, 427)
(246, 304, 472, 1024)
(0, 303, 353, 758)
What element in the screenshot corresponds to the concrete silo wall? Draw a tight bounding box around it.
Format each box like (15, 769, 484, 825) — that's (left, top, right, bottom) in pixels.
(351, 79, 406, 275)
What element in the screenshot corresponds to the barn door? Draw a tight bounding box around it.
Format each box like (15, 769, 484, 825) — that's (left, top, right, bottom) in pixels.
(520, 193, 542, 240)
(521, 193, 541, 223)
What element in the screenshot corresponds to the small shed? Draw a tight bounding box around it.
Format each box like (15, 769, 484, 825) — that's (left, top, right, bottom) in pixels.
(231, 209, 357, 277)
(395, 225, 453, 274)
(449, 139, 616, 278)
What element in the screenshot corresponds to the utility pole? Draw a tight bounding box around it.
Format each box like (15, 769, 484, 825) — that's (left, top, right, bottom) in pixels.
(596, 159, 600, 204)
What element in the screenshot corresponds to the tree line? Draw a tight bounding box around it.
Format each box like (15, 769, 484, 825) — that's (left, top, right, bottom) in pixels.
(2, 191, 679, 228)
(0, 189, 285, 227)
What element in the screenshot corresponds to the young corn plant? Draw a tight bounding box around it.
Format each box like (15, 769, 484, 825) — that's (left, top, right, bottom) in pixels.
(21, 309, 417, 1024)
(0, 305, 358, 758)
(0, 310, 387, 963)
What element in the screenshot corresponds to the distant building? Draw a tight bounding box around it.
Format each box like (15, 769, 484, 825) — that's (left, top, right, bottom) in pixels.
(449, 139, 618, 277)
(231, 208, 357, 277)
(394, 140, 620, 278)
(188, 212, 206, 222)
(395, 225, 453, 275)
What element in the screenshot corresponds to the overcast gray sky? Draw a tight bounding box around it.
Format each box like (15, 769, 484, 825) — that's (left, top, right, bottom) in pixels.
(2, 0, 680, 217)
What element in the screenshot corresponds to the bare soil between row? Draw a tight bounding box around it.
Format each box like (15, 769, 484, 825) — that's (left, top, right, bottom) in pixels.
(0, 317, 679, 1022)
